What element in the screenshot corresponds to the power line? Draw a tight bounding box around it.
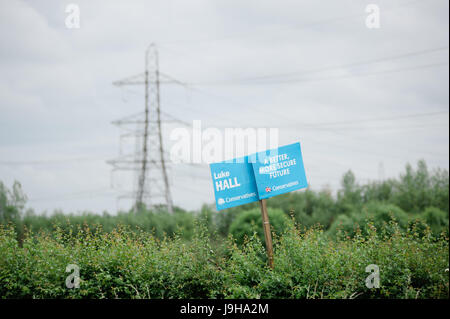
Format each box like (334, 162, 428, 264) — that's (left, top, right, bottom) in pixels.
(176, 83, 313, 127)
(246, 62, 449, 85)
(28, 188, 115, 202)
(157, 46, 448, 129)
(159, 0, 424, 45)
(2, 109, 446, 167)
(186, 46, 448, 85)
(188, 61, 448, 86)
(0, 157, 106, 166)
(304, 128, 448, 162)
(285, 110, 449, 128)
(172, 183, 212, 198)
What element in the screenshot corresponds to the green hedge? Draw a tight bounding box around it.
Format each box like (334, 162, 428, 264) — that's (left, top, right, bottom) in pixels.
(229, 208, 289, 245)
(1, 220, 448, 299)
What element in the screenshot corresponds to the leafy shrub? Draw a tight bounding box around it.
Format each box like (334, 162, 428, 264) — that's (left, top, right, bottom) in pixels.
(419, 207, 449, 235)
(327, 214, 357, 237)
(229, 208, 289, 245)
(328, 202, 409, 237)
(0, 160, 448, 299)
(364, 202, 409, 229)
(1, 220, 447, 299)
(2, 160, 448, 242)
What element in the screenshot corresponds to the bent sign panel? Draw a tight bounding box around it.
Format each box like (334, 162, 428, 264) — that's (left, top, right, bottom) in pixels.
(209, 155, 259, 210)
(209, 142, 308, 210)
(252, 142, 308, 200)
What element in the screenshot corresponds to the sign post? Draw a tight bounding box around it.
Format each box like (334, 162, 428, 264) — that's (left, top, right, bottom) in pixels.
(259, 199, 274, 269)
(209, 142, 308, 269)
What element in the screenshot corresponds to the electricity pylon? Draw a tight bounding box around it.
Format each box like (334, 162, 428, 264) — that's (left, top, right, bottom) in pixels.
(108, 43, 174, 213)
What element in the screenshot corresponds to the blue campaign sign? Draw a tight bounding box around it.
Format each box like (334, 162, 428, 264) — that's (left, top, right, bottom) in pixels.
(209, 155, 259, 210)
(251, 142, 308, 200)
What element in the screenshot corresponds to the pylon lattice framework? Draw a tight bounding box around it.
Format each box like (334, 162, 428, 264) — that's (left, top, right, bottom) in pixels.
(108, 43, 174, 213)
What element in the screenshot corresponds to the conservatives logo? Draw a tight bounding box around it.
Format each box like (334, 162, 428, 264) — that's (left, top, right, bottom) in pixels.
(218, 198, 225, 205)
(265, 187, 272, 193)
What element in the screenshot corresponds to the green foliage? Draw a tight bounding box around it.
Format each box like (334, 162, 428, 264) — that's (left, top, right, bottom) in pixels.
(0, 160, 448, 298)
(392, 160, 449, 213)
(338, 170, 363, 207)
(364, 202, 409, 231)
(19, 207, 196, 241)
(327, 202, 449, 238)
(229, 208, 289, 245)
(0, 221, 448, 299)
(419, 207, 449, 235)
(1, 160, 448, 242)
(0, 181, 26, 223)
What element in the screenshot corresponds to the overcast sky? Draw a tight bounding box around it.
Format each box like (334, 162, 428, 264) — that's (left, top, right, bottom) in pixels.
(0, 0, 448, 214)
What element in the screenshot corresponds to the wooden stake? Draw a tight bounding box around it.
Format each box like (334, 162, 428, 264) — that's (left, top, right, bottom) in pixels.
(259, 199, 274, 269)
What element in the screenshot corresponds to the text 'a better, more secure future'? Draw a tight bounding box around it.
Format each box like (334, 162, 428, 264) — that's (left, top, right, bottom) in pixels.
(209, 142, 308, 210)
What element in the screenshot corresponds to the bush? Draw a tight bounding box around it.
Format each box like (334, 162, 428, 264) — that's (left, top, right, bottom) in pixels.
(328, 202, 409, 237)
(419, 207, 449, 235)
(229, 208, 289, 245)
(327, 214, 357, 237)
(0, 220, 448, 299)
(364, 202, 409, 230)
(2, 160, 448, 241)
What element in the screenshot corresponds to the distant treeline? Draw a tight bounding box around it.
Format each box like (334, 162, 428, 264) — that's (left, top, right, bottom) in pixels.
(0, 160, 448, 242)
